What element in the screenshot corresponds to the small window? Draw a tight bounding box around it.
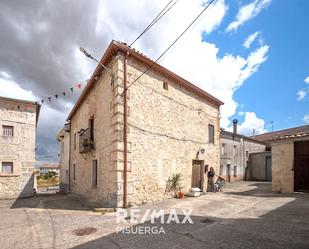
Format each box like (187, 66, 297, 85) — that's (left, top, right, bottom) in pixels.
(234, 166, 237, 177)
(233, 145, 237, 156)
(163, 82, 169, 90)
(2, 162, 13, 173)
(246, 150, 249, 157)
(74, 133, 77, 150)
(221, 143, 227, 155)
(73, 164, 76, 180)
(3, 126, 13, 137)
(208, 124, 214, 143)
(92, 160, 98, 187)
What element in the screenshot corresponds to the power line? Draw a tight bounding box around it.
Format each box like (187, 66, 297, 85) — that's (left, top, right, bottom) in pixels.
(130, 0, 180, 46)
(123, 0, 218, 94)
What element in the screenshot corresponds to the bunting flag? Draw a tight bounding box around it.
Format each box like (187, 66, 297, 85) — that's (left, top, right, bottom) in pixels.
(31, 79, 88, 106)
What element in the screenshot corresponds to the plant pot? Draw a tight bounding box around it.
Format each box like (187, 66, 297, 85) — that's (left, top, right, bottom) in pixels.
(178, 192, 185, 199)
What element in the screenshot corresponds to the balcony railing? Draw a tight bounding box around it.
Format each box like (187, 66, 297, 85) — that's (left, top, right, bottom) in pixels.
(79, 128, 94, 153)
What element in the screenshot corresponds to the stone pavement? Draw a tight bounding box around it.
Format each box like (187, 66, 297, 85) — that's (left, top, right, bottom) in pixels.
(0, 181, 308, 249)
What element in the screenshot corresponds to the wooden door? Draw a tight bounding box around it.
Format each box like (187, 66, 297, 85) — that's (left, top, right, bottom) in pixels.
(294, 141, 309, 191)
(192, 160, 204, 190)
(226, 164, 231, 182)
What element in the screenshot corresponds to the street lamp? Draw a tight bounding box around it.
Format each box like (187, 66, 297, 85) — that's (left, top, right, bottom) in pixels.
(79, 47, 114, 82)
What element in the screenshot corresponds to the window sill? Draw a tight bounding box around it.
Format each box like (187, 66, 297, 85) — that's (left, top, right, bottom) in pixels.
(0, 173, 20, 177)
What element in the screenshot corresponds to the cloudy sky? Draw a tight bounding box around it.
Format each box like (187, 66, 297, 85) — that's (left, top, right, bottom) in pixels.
(0, 0, 308, 164)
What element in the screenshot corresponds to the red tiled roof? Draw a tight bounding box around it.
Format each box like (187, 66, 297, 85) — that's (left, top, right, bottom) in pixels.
(67, 40, 223, 121)
(253, 125, 309, 142)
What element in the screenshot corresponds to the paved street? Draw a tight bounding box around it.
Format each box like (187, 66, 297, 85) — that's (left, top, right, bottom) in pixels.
(0, 181, 309, 249)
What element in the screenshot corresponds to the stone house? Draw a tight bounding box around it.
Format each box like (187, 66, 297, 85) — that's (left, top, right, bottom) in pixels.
(254, 125, 309, 193)
(0, 96, 40, 199)
(56, 124, 70, 193)
(220, 120, 266, 182)
(62, 40, 223, 207)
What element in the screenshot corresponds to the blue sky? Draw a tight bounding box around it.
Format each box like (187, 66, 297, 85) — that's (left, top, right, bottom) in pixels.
(205, 0, 309, 132)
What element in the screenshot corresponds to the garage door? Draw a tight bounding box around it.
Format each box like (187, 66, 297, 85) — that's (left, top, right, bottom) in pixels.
(294, 141, 309, 191)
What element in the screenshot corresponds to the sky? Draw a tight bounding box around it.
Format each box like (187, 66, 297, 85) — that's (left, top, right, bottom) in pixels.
(0, 0, 308, 164)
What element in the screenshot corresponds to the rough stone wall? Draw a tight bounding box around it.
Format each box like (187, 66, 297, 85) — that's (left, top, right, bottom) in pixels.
(272, 141, 294, 193)
(121, 55, 221, 205)
(69, 56, 123, 206)
(0, 99, 37, 199)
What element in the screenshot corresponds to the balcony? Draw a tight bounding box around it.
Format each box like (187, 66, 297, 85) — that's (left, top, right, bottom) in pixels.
(79, 128, 94, 153)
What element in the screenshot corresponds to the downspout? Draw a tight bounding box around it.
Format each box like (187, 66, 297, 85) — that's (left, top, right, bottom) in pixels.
(123, 52, 129, 208)
(68, 123, 71, 192)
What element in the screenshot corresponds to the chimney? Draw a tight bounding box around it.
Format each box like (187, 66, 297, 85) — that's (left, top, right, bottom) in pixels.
(252, 129, 256, 138)
(233, 119, 238, 134)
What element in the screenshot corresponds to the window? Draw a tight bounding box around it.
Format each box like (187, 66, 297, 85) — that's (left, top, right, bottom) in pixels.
(89, 116, 94, 142)
(208, 124, 214, 143)
(92, 160, 98, 187)
(233, 145, 237, 156)
(221, 143, 227, 155)
(163, 82, 169, 90)
(3, 126, 13, 137)
(73, 164, 76, 180)
(74, 133, 77, 150)
(234, 166, 237, 177)
(246, 150, 249, 157)
(2, 162, 13, 173)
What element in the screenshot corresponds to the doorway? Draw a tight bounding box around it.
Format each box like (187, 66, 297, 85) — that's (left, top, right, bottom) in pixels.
(192, 160, 204, 190)
(265, 156, 272, 182)
(226, 164, 231, 182)
(294, 141, 309, 191)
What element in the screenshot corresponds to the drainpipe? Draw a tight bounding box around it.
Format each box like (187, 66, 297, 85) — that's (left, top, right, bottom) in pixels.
(123, 52, 129, 208)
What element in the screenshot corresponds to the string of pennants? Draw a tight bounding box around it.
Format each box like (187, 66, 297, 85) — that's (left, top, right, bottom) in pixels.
(39, 79, 89, 105)
(1, 79, 89, 111)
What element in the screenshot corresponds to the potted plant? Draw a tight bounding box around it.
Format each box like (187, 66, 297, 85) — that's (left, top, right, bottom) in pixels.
(167, 173, 184, 198)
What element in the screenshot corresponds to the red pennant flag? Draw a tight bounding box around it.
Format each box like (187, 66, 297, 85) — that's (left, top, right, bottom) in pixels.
(76, 83, 82, 89)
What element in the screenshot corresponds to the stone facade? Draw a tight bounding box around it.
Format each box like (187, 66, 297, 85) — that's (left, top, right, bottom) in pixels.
(220, 128, 266, 182)
(247, 151, 271, 181)
(57, 126, 70, 193)
(0, 97, 39, 199)
(64, 41, 222, 207)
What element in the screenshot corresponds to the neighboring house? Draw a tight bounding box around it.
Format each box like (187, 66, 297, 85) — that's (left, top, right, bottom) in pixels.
(254, 125, 309, 193)
(39, 163, 60, 176)
(56, 124, 70, 193)
(220, 119, 266, 182)
(61, 40, 223, 207)
(0, 96, 40, 199)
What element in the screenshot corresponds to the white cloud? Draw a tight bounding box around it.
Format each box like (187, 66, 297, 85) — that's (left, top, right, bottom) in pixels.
(243, 31, 260, 48)
(238, 112, 267, 135)
(304, 114, 309, 124)
(226, 0, 271, 32)
(297, 90, 307, 101)
(304, 76, 309, 84)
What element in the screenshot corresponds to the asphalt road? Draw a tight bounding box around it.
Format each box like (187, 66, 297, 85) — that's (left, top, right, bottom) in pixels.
(0, 181, 308, 249)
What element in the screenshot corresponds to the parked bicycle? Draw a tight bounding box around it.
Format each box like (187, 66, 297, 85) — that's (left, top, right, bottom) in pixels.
(214, 175, 225, 192)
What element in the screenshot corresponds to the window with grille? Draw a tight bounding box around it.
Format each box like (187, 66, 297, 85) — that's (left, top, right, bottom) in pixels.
(221, 143, 227, 155)
(3, 126, 13, 137)
(2, 162, 13, 173)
